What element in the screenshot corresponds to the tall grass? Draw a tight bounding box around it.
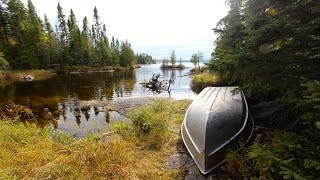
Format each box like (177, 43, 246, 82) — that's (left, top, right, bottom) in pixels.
(0, 99, 191, 179)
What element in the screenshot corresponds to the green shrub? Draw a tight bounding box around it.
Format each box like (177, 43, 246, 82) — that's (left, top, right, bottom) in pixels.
(111, 122, 131, 136)
(129, 102, 169, 137)
(190, 73, 221, 93)
(248, 132, 319, 179)
(226, 150, 251, 179)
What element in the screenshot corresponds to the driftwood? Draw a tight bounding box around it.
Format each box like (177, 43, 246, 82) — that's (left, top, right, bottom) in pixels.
(140, 74, 171, 94)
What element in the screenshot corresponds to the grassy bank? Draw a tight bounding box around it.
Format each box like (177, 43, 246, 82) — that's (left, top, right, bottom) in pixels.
(190, 72, 221, 93)
(0, 99, 190, 179)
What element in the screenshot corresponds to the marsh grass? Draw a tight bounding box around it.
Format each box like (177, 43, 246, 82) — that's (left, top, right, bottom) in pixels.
(190, 72, 221, 93)
(0, 99, 191, 179)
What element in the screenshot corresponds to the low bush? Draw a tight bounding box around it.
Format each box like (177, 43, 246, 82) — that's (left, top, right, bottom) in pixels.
(129, 101, 169, 137)
(190, 73, 221, 93)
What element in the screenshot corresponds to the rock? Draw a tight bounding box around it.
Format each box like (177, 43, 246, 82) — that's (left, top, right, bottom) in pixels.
(167, 154, 190, 170)
(26, 75, 34, 79)
(106, 97, 155, 116)
(20, 75, 34, 81)
(168, 153, 214, 180)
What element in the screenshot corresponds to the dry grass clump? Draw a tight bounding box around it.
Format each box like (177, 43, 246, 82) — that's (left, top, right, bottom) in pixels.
(0, 99, 191, 179)
(190, 72, 221, 93)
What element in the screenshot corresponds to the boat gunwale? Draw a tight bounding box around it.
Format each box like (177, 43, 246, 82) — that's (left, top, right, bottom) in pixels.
(181, 87, 221, 154)
(181, 123, 205, 173)
(202, 112, 255, 174)
(207, 89, 249, 156)
(182, 104, 204, 154)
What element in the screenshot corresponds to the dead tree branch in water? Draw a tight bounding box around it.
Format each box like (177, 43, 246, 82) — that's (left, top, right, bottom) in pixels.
(141, 74, 172, 95)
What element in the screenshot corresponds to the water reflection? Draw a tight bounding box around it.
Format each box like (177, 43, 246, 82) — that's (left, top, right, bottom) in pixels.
(56, 101, 127, 137)
(134, 63, 196, 99)
(0, 63, 197, 136)
(0, 70, 137, 106)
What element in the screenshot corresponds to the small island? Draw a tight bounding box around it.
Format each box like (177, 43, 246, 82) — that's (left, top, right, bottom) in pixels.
(160, 49, 185, 69)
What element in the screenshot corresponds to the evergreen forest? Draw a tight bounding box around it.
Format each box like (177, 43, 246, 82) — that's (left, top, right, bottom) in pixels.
(209, 0, 320, 179)
(0, 0, 154, 70)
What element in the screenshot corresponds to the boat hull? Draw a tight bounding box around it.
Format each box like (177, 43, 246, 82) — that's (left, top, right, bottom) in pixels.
(181, 87, 254, 174)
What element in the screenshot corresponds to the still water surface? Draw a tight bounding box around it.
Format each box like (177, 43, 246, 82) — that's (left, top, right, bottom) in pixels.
(0, 63, 197, 137)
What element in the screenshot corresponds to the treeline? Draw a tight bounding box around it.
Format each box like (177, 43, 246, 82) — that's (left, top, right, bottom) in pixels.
(0, 0, 145, 70)
(136, 53, 155, 64)
(210, 0, 319, 179)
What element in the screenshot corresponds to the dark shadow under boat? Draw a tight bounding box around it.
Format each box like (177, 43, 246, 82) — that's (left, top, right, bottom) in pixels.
(181, 86, 254, 174)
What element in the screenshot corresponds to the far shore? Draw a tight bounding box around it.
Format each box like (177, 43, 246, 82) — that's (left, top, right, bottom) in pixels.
(0, 64, 149, 83)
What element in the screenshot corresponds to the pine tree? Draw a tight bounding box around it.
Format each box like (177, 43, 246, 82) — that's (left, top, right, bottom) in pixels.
(82, 16, 89, 39)
(7, 0, 29, 69)
(110, 36, 120, 66)
(43, 14, 59, 67)
(25, 0, 44, 68)
(56, 2, 69, 65)
(120, 40, 136, 68)
(81, 16, 93, 65)
(67, 9, 82, 65)
(170, 49, 176, 65)
(0, 1, 10, 48)
(57, 2, 67, 43)
(100, 23, 112, 65)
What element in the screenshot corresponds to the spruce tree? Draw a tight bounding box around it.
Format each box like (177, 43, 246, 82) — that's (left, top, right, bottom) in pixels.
(43, 14, 59, 67)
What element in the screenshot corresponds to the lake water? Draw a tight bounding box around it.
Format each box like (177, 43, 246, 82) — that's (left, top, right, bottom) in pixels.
(0, 62, 197, 137)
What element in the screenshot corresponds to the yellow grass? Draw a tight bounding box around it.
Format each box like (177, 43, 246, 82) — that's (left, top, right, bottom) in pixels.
(0, 99, 191, 179)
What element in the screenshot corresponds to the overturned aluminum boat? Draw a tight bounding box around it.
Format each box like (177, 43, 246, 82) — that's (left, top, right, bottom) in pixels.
(181, 87, 254, 174)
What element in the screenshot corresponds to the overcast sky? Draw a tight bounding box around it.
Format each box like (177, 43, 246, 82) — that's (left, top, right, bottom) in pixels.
(22, 0, 228, 60)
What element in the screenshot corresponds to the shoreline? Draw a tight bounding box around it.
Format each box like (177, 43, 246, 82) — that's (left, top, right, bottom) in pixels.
(0, 64, 149, 83)
(0, 70, 56, 85)
(0, 98, 194, 179)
